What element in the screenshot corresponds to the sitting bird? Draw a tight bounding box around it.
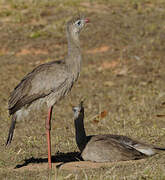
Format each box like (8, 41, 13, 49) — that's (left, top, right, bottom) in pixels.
(72, 102, 165, 162)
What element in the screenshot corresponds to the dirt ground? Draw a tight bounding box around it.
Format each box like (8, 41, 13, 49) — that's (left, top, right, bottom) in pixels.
(0, 0, 165, 179)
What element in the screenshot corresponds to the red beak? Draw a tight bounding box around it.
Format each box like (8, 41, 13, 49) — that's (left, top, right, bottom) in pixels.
(85, 19, 89, 23)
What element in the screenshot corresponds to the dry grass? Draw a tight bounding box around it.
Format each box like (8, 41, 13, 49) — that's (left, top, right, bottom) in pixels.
(0, 0, 165, 179)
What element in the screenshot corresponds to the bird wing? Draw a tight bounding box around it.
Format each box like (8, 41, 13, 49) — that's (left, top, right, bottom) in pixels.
(94, 135, 156, 156)
(90, 135, 146, 160)
(101, 134, 145, 147)
(8, 61, 72, 115)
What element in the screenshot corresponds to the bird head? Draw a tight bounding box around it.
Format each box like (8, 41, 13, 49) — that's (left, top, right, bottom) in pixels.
(72, 101, 84, 119)
(67, 16, 89, 35)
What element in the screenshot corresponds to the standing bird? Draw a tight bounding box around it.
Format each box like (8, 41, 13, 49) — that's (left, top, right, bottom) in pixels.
(6, 16, 89, 169)
(72, 102, 165, 162)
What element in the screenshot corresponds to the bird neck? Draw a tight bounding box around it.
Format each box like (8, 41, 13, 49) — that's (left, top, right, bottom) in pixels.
(65, 29, 82, 81)
(68, 35, 80, 53)
(74, 113, 87, 152)
(67, 28, 81, 54)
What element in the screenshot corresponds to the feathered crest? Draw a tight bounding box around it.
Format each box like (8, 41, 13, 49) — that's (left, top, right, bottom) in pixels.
(79, 97, 86, 109)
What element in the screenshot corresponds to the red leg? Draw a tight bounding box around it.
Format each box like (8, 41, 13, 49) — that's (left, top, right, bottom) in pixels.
(45, 106, 53, 169)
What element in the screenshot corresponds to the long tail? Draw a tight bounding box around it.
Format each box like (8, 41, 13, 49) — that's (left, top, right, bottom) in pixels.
(6, 114, 16, 146)
(154, 147, 165, 151)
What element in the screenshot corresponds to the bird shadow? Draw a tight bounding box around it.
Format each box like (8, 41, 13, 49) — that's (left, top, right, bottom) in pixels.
(15, 151, 83, 169)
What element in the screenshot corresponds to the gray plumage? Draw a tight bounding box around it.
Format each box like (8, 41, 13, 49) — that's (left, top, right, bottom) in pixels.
(6, 16, 89, 145)
(72, 102, 165, 162)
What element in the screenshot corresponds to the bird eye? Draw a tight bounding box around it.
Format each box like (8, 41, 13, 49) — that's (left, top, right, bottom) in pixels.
(73, 107, 79, 112)
(76, 20, 81, 26)
(73, 108, 76, 112)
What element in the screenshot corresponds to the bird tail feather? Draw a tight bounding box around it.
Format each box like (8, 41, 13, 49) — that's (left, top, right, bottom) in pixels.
(154, 147, 165, 151)
(6, 114, 16, 146)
